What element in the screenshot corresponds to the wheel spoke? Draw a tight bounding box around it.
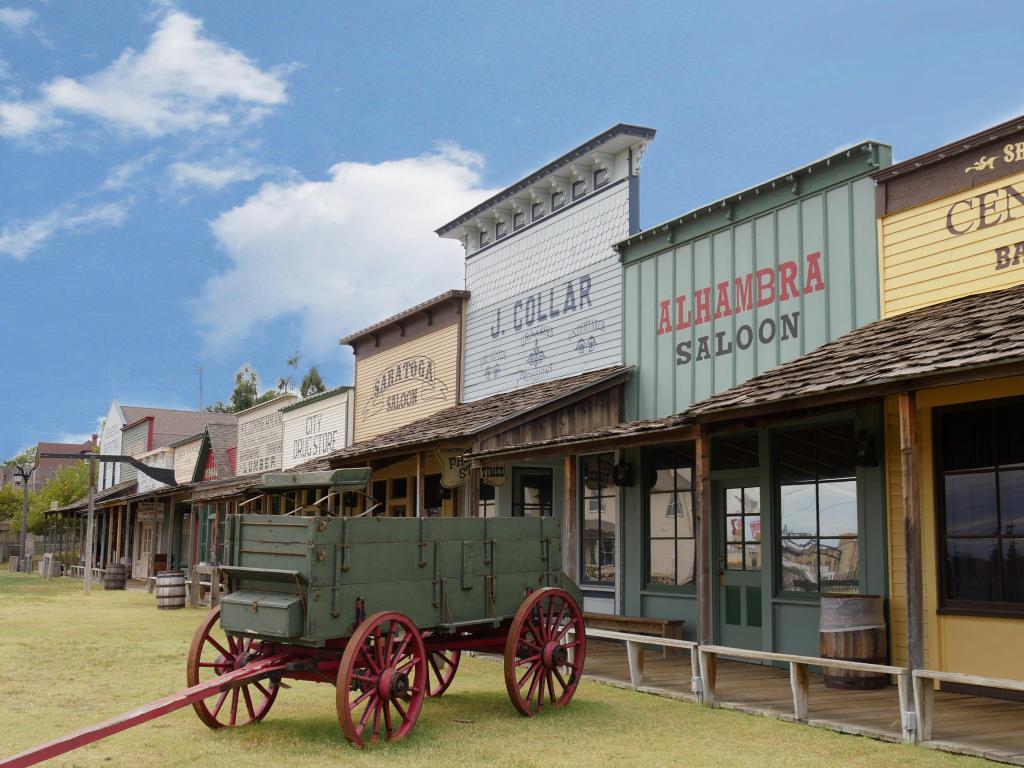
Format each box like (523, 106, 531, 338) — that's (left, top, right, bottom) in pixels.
(517, 659, 541, 687)
(546, 670, 556, 705)
(429, 655, 444, 683)
(394, 632, 412, 661)
(210, 690, 229, 719)
(253, 680, 272, 699)
(553, 667, 569, 691)
(385, 626, 396, 664)
(382, 700, 394, 737)
(228, 688, 239, 726)
(358, 695, 376, 729)
(524, 665, 543, 705)
(370, 699, 381, 744)
(206, 635, 231, 659)
(393, 697, 408, 723)
(515, 652, 541, 667)
(551, 604, 567, 638)
(242, 686, 256, 721)
(349, 687, 374, 710)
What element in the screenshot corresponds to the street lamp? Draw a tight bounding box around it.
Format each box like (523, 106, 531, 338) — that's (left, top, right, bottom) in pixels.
(13, 462, 35, 570)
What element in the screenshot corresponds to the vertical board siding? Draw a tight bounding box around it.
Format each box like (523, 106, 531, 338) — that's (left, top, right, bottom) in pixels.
(626, 175, 878, 420)
(880, 168, 1024, 317)
(281, 391, 350, 470)
(97, 402, 124, 490)
(353, 324, 459, 443)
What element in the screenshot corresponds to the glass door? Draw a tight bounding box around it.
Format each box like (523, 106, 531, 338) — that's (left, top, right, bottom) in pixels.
(717, 480, 764, 650)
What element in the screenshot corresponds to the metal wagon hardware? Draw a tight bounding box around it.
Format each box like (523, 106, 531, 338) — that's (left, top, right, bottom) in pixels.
(2, 469, 587, 766)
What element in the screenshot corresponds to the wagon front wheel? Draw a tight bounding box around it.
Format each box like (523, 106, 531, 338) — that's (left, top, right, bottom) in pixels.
(337, 611, 427, 748)
(187, 606, 279, 729)
(504, 587, 586, 716)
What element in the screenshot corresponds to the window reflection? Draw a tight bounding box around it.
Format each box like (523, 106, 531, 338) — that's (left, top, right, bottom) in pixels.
(581, 454, 617, 584)
(646, 447, 695, 587)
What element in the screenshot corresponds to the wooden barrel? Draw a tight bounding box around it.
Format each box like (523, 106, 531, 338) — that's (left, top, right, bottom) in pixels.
(156, 570, 186, 610)
(820, 594, 888, 689)
(103, 563, 126, 590)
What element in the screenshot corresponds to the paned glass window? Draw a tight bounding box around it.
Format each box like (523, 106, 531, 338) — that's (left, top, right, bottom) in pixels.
(477, 480, 497, 517)
(531, 201, 544, 221)
(513, 468, 553, 517)
(724, 487, 761, 571)
(571, 179, 587, 200)
(778, 424, 859, 594)
(581, 454, 617, 584)
(593, 167, 609, 188)
(513, 211, 526, 230)
(938, 400, 1024, 611)
(646, 448, 695, 587)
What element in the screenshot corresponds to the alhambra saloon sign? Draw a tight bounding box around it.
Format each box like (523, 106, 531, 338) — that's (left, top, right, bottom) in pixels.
(657, 251, 825, 365)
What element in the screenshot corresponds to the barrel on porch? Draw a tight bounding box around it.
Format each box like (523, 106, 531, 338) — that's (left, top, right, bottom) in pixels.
(819, 593, 887, 689)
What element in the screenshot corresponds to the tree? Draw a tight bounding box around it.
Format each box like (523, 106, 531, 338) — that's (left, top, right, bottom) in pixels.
(3, 446, 37, 469)
(229, 363, 260, 411)
(277, 352, 301, 393)
(0, 485, 20, 524)
(301, 366, 328, 398)
(7, 462, 90, 535)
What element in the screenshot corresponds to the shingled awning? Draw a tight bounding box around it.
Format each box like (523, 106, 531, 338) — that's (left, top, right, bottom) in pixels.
(297, 366, 633, 469)
(688, 282, 1024, 422)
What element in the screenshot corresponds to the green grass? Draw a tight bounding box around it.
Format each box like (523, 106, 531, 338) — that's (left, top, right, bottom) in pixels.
(0, 573, 984, 768)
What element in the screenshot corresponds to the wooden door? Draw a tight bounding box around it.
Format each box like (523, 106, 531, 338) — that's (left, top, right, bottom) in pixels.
(717, 480, 765, 650)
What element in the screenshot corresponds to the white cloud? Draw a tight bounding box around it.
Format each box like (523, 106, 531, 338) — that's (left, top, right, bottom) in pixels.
(169, 158, 266, 190)
(0, 200, 131, 260)
(0, 9, 288, 138)
(0, 7, 35, 34)
(101, 153, 157, 190)
(194, 145, 496, 354)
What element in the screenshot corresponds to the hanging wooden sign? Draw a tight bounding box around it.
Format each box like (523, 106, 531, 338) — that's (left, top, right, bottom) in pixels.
(434, 446, 471, 489)
(136, 501, 162, 522)
(481, 465, 507, 487)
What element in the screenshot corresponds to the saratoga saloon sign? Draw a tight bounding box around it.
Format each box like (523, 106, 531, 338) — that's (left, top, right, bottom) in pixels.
(657, 251, 825, 365)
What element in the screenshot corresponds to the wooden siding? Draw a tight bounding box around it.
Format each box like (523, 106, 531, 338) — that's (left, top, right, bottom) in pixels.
(886, 379, 1024, 680)
(354, 324, 459, 443)
(119, 420, 150, 484)
(475, 385, 621, 452)
(173, 436, 203, 483)
(235, 395, 297, 476)
(624, 176, 878, 421)
(97, 401, 124, 490)
(281, 390, 349, 470)
(880, 169, 1024, 317)
(137, 448, 173, 494)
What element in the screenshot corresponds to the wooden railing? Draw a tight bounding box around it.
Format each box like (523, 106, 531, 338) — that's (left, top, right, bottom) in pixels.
(573, 628, 914, 742)
(698, 644, 913, 742)
(912, 669, 1024, 742)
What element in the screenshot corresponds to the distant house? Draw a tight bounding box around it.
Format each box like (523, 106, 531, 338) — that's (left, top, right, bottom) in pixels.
(31, 437, 97, 492)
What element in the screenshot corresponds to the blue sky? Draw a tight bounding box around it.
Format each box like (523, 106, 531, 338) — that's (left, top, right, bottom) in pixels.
(0, 0, 1019, 458)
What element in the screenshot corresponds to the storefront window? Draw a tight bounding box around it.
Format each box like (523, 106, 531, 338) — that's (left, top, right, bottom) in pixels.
(424, 474, 443, 517)
(477, 481, 497, 517)
(938, 401, 1024, 611)
(647, 449, 695, 587)
(778, 424, 859, 594)
(581, 454, 617, 584)
(725, 487, 761, 570)
(512, 468, 553, 517)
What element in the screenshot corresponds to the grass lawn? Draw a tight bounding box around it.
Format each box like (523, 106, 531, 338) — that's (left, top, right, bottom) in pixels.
(0, 573, 984, 768)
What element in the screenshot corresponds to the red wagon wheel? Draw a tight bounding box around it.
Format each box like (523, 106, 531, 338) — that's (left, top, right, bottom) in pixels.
(503, 587, 586, 716)
(336, 611, 427, 748)
(421, 632, 461, 697)
(187, 606, 279, 729)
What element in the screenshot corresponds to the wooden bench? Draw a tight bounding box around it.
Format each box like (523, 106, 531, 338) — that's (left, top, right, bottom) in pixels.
(698, 644, 912, 741)
(583, 612, 684, 659)
(912, 669, 1024, 742)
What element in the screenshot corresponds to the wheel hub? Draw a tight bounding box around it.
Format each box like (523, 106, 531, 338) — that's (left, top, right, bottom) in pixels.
(541, 640, 568, 669)
(377, 667, 410, 700)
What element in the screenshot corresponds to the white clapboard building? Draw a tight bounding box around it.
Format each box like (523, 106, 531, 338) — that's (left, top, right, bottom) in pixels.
(280, 387, 353, 471)
(436, 124, 655, 402)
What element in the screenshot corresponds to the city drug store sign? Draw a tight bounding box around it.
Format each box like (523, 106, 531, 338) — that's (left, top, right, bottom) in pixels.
(656, 251, 825, 365)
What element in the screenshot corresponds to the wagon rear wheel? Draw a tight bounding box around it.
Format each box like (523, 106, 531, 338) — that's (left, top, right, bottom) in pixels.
(421, 632, 461, 697)
(503, 587, 586, 716)
(337, 611, 427, 748)
(187, 606, 279, 729)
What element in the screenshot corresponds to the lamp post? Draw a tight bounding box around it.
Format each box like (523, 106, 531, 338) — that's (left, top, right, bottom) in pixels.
(14, 462, 35, 570)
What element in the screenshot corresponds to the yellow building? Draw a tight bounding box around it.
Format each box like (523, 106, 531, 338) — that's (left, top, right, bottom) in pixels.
(875, 115, 1024, 685)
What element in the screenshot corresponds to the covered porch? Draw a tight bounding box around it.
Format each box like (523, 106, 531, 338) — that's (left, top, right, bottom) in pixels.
(579, 637, 1024, 764)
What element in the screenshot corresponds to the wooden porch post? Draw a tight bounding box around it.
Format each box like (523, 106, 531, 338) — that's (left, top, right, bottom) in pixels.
(114, 507, 123, 563)
(416, 451, 425, 518)
(563, 454, 577, 579)
(469, 467, 480, 518)
(899, 391, 925, 672)
(695, 427, 712, 644)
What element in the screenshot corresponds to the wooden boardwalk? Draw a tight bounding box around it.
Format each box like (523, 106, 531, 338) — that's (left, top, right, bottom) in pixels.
(582, 640, 1024, 765)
